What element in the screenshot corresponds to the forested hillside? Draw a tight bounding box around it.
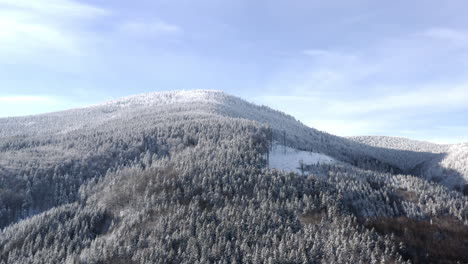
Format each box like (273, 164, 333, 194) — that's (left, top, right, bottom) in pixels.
(0, 90, 467, 263)
(351, 136, 468, 188)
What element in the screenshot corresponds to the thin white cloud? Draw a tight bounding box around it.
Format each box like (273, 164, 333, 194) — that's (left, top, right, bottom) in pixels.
(267, 50, 375, 96)
(302, 49, 331, 56)
(256, 93, 393, 137)
(259, 81, 468, 140)
(260, 27, 468, 141)
(120, 21, 182, 36)
(0, 95, 55, 103)
(0, 0, 108, 18)
(419, 27, 468, 44)
(327, 85, 468, 115)
(308, 119, 388, 137)
(398, 126, 468, 144)
(0, 96, 61, 117)
(0, 0, 108, 59)
(0, 95, 96, 117)
(0, 15, 78, 55)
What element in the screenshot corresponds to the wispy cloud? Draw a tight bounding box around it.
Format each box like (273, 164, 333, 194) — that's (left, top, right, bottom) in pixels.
(0, 95, 64, 117)
(119, 21, 182, 36)
(0, 0, 108, 59)
(327, 84, 468, 115)
(0, 15, 78, 55)
(302, 49, 331, 57)
(398, 126, 468, 144)
(265, 50, 374, 96)
(0, 95, 56, 103)
(0, 95, 96, 117)
(258, 26, 468, 141)
(0, 0, 108, 18)
(419, 27, 468, 44)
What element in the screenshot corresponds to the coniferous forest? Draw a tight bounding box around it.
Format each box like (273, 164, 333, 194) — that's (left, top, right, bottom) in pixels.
(0, 90, 467, 263)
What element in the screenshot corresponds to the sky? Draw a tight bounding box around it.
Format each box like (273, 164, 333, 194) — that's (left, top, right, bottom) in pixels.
(1, 0, 468, 144)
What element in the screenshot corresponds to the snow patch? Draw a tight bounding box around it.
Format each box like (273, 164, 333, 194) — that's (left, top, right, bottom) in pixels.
(269, 144, 335, 173)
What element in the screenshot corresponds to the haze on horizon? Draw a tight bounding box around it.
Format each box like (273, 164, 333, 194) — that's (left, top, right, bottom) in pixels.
(1, 0, 468, 144)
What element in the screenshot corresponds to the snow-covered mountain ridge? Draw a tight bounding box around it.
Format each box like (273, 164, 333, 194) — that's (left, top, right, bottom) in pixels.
(350, 136, 468, 187)
(1, 90, 467, 187)
(100, 90, 226, 108)
(1, 90, 468, 263)
(349, 135, 449, 153)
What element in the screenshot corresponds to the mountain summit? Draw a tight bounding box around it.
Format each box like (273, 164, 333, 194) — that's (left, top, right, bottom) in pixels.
(1, 90, 467, 263)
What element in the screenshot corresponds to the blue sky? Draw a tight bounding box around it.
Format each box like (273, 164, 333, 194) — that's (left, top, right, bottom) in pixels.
(1, 0, 468, 143)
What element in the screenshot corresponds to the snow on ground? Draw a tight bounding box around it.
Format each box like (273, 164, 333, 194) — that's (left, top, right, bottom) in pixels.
(269, 144, 335, 173)
(101, 90, 224, 108)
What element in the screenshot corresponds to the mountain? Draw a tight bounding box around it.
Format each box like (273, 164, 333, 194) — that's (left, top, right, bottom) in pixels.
(0, 90, 467, 264)
(3, 90, 463, 180)
(350, 136, 468, 188)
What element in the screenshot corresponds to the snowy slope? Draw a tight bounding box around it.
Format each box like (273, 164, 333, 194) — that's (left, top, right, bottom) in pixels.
(1, 89, 466, 188)
(0, 90, 225, 138)
(351, 135, 468, 187)
(100, 89, 226, 108)
(349, 135, 449, 153)
(427, 143, 468, 187)
(269, 144, 335, 173)
(0, 90, 368, 168)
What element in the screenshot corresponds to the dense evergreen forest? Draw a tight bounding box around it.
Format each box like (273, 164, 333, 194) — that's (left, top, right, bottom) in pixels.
(0, 90, 467, 263)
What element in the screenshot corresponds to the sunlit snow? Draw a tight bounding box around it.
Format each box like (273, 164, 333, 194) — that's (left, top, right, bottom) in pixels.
(102, 90, 224, 108)
(268, 144, 335, 173)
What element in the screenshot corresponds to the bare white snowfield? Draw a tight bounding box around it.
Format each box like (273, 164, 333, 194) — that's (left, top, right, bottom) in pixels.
(268, 144, 335, 173)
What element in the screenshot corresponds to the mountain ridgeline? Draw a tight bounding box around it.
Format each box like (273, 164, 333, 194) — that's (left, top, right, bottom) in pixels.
(0, 90, 467, 264)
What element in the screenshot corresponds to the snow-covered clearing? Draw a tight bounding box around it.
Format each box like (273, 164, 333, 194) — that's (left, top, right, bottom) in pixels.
(268, 144, 335, 173)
